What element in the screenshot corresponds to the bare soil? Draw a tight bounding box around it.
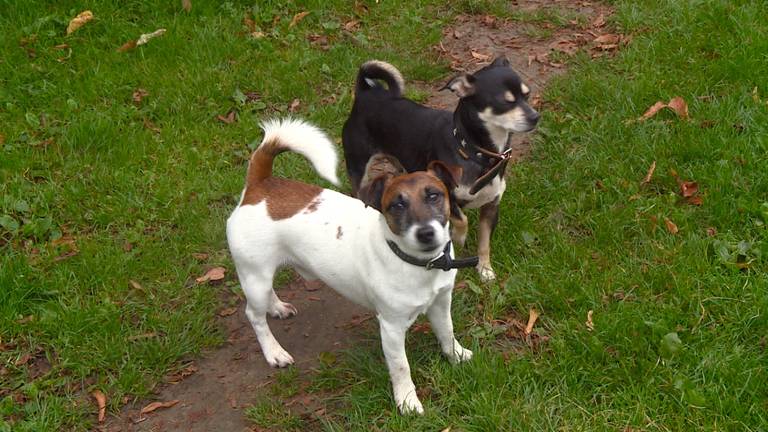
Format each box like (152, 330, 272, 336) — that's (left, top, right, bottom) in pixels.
(108, 2, 613, 429)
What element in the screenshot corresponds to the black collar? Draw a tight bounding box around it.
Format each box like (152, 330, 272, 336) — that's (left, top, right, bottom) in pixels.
(452, 126, 513, 195)
(386, 240, 479, 271)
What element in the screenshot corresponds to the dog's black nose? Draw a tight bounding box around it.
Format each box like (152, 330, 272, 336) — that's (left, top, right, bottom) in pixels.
(529, 111, 541, 125)
(416, 226, 435, 244)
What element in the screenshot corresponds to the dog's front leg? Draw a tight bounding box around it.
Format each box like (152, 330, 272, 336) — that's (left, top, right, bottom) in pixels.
(450, 206, 469, 249)
(477, 199, 500, 282)
(427, 288, 473, 363)
(378, 316, 423, 414)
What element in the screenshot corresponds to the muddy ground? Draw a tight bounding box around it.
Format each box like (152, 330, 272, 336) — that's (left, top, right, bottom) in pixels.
(108, 1, 615, 430)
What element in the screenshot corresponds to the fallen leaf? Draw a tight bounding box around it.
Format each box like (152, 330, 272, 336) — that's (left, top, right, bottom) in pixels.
(143, 118, 161, 134)
(124, 242, 133, 253)
(524, 308, 539, 335)
(216, 111, 236, 124)
(129, 280, 143, 290)
(470, 50, 491, 61)
(593, 33, 619, 45)
(706, 227, 717, 237)
(243, 15, 256, 32)
(641, 160, 656, 184)
(67, 10, 93, 35)
(136, 29, 166, 46)
(343, 20, 360, 32)
(664, 217, 679, 234)
(667, 96, 689, 119)
(167, 363, 198, 383)
(290, 11, 310, 27)
(54, 43, 70, 49)
(92, 390, 107, 423)
(592, 14, 606, 28)
(679, 181, 698, 197)
(196, 267, 226, 283)
(218, 307, 237, 317)
(289, 98, 301, 112)
(638, 97, 689, 122)
(640, 101, 667, 121)
(686, 195, 703, 206)
(14, 353, 32, 366)
(181, 0, 191, 12)
(117, 40, 137, 52)
(132, 88, 149, 104)
(191, 252, 209, 261)
(586, 310, 594, 331)
(140, 399, 179, 415)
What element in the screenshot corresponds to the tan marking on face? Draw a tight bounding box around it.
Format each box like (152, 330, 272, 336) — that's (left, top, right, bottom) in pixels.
(241, 177, 322, 220)
(380, 172, 450, 234)
(521, 83, 530, 95)
(504, 90, 516, 103)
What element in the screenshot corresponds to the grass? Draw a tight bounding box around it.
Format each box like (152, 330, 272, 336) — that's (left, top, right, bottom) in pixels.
(2, 0, 767, 431)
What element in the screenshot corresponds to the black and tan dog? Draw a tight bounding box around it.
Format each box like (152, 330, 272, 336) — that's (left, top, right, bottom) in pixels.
(342, 58, 539, 281)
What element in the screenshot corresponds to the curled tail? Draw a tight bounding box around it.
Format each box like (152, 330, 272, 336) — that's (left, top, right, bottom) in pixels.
(246, 118, 339, 187)
(354, 60, 405, 98)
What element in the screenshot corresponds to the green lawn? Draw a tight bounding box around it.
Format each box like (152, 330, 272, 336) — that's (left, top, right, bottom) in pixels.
(2, 0, 767, 431)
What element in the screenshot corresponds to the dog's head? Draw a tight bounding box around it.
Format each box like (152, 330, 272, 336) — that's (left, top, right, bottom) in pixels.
(360, 155, 462, 255)
(443, 56, 540, 133)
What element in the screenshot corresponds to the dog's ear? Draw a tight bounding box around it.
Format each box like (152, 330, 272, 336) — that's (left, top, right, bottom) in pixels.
(427, 161, 462, 190)
(358, 174, 388, 211)
(491, 56, 510, 67)
(441, 74, 476, 98)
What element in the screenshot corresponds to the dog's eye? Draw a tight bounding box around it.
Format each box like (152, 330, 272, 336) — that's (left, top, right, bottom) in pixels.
(426, 192, 441, 202)
(389, 200, 407, 211)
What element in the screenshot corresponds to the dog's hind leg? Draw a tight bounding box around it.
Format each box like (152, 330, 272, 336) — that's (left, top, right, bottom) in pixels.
(477, 199, 500, 282)
(240, 268, 295, 367)
(427, 288, 473, 363)
(449, 205, 468, 248)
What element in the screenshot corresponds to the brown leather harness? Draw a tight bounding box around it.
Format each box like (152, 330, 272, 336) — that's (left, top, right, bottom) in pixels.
(452, 128, 513, 195)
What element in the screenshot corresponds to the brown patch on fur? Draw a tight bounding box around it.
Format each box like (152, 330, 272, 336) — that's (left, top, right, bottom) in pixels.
(303, 197, 323, 214)
(241, 177, 322, 220)
(336, 226, 343, 239)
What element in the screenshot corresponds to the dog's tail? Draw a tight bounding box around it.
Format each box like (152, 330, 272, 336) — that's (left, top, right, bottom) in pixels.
(246, 118, 340, 186)
(354, 60, 405, 98)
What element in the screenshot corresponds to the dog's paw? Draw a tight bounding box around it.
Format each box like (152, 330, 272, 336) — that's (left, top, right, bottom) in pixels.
(477, 264, 496, 282)
(445, 339, 473, 363)
(396, 392, 424, 415)
(263, 343, 295, 368)
(268, 301, 297, 319)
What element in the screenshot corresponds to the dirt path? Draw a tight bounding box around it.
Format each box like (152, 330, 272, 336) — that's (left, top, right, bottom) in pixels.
(108, 2, 614, 429)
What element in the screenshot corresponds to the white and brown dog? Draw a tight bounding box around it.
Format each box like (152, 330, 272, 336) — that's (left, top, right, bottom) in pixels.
(226, 118, 473, 414)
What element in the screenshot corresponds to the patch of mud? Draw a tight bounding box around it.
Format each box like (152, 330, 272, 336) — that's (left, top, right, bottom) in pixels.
(107, 277, 371, 431)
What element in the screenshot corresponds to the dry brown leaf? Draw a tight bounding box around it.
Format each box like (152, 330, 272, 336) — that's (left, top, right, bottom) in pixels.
(140, 399, 179, 415)
(592, 14, 606, 28)
(290, 11, 310, 27)
(664, 217, 679, 234)
(593, 33, 620, 45)
(640, 101, 667, 121)
(191, 252, 209, 261)
(667, 96, 689, 119)
(14, 353, 32, 366)
(67, 10, 93, 35)
(679, 181, 698, 197)
(216, 111, 236, 124)
(132, 88, 149, 104)
(289, 98, 301, 112)
(117, 40, 137, 52)
(129, 280, 143, 290)
(196, 266, 226, 283)
(470, 50, 491, 61)
(54, 43, 70, 49)
(586, 310, 594, 331)
(706, 227, 717, 237)
(343, 20, 360, 32)
(686, 195, 703, 206)
(641, 160, 656, 184)
(92, 390, 107, 423)
(524, 308, 539, 335)
(143, 118, 161, 134)
(181, 0, 191, 12)
(218, 307, 237, 317)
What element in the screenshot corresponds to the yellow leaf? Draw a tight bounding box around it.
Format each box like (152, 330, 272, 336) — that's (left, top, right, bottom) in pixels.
(67, 10, 93, 35)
